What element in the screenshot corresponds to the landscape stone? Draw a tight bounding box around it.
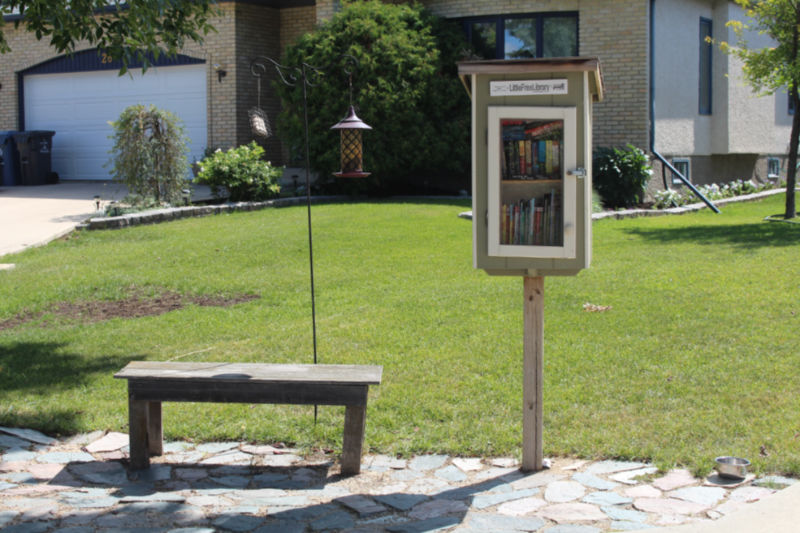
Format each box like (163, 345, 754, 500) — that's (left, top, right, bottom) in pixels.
(252, 520, 306, 533)
(175, 468, 209, 481)
(491, 457, 519, 468)
(409, 455, 449, 472)
(436, 465, 468, 482)
(370, 455, 408, 470)
(163, 442, 194, 453)
(336, 494, 388, 516)
(309, 510, 356, 531)
(36, 451, 95, 464)
(633, 497, 709, 515)
(609, 467, 658, 485)
(0, 521, 50, 533)
(131, 464, 172, 482)
(0, 481, 16, 491)
(754, 475, 797, 488)
(0, 427, 57, 446)
(467, 512, 545, 531)
(200, 451, 253, 466)
(496, 496, 547, 516)
(120, 492, 187, 503)
(729, 485, 774, 502)
(538, 503, 607, 523)
(186, 494, 235, 507)
(571, 472, 619, 491)
(69, 461, 128, 485)
(386, 515, 462, 533)
(260, 453, 301, 467)
(168, 529, 216, 533)
(409, 498, 469, 520)
(624, 485, 661, 499)
(544, 481, 586, 503)
(195, 442, 239, 454)
(2, 450, 37, 462)
(211, 475, 251, 488)
(601, 505, 648, 522)
(253, 472, 290, 486)
(375, 493, 429, 511)
(510, 472, 565, 490)
(241, 444, 282, 455)
(543, 526, 600, 533)
(473, 488, 539, 509)
(85, 431, 129, 453)
(653, 469, 697, 491)
(212, 513, 266, 531)
(611, 520, 654, 530)
(452, 458, 483, 472)
(585, 461, 648, 476)
(670, 486, 726, 507)
(581, 491, 632, 506)
(714, 499, 747, 515)
(0, 435, 30, 450)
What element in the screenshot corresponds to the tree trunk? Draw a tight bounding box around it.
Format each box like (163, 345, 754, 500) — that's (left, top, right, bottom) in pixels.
(786, 6, 800, 219)
(788, 86, 799, 219)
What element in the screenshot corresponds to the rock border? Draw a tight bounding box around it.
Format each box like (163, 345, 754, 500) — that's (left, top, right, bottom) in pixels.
(82, 195, 346, 231)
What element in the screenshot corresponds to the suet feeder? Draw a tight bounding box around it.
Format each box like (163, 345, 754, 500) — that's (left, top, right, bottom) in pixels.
(331, 105, 371, 178)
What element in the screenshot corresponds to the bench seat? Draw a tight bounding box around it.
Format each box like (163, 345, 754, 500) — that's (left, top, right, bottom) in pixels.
(115, 361, 382, 475)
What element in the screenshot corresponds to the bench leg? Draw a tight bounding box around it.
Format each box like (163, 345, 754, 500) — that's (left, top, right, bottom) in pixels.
(147, 401, 163, 456)
(341, 404, 366, 476)
(128, 396, 150, 470)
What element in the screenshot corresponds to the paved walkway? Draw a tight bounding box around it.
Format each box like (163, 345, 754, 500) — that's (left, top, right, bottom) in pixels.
(0, 181, 212, 257)
(0, 427, 796, 532)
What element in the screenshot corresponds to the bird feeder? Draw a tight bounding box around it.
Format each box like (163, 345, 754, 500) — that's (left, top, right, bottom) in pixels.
(331, 105, 372, 178)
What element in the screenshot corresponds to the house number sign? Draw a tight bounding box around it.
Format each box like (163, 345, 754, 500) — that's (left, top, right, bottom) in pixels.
(490, 79, 568, 97)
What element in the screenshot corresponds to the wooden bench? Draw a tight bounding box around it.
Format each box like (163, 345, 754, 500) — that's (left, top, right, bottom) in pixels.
(114, 361, 382, 475)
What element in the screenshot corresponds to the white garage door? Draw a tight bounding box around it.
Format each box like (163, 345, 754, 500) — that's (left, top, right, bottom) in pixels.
(24, 64, 207, 181)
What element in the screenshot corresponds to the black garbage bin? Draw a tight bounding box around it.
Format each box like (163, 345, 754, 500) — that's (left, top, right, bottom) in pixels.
(0, 131, 19, 187)
(13, 131, 56, 186)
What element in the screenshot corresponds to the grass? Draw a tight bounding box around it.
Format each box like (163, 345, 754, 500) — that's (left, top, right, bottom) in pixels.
(0, 194, 798, 476)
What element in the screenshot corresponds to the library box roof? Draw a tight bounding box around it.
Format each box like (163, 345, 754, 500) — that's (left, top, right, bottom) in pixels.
(457, 57, 604, 102)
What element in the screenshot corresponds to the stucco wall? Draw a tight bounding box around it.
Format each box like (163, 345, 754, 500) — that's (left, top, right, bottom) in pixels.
(653, 0, 791, 158)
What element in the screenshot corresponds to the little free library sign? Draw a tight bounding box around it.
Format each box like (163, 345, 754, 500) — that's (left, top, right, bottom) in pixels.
(490, 79, 568, 97)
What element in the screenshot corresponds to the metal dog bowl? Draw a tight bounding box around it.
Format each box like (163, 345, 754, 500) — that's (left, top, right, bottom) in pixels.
(715, 456, 750, 479)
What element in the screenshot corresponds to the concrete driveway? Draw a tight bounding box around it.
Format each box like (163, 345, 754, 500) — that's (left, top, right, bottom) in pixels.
(0, 181, 128, 258)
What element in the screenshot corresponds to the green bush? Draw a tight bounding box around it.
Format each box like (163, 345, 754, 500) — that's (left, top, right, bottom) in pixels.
(108, 104, 190, 205)
(196, 142, 282, 202)
(592, 145, 652, 208)
(276, 0, 471, 195)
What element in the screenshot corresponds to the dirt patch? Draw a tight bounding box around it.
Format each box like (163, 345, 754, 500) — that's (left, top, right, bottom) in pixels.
(0, 290, 260, 332)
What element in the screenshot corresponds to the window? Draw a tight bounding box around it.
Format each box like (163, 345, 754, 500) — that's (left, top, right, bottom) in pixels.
(672, 158, 690, 185)
(462, 13, 578, 60)
(699, 18, 712, 115)
(768, 157, 781, 179)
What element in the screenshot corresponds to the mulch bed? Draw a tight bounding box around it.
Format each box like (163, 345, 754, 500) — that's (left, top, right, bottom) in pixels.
(0, 289, 259, 332)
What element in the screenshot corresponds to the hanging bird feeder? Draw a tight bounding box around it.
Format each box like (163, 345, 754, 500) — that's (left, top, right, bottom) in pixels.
(331, 105, 372, 178)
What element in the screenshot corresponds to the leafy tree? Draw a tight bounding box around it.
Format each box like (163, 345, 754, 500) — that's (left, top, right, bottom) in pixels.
(0, 0, 216, 73)
(276, 0, 471, 195)
(719, 0, 799, 219)
(108, 104, 189, 205)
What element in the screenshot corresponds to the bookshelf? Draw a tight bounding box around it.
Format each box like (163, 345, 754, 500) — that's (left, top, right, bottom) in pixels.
(487, 106, 577, 259)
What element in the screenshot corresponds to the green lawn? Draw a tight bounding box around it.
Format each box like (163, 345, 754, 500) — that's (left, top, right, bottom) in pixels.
(0, 194, 798, 476)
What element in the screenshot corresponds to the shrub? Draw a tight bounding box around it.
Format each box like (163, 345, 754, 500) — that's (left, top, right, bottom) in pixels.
(276, 0, 471, 195)
(196, 142, 282, 202)
(593, 145, 652, 208)
(108, 104, 189, 205)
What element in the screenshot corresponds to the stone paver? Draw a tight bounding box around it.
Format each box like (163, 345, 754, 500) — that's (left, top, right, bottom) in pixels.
(0, 428, 795, 532)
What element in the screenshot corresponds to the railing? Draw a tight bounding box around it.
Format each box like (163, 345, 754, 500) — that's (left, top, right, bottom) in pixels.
(652, 150, 720, 213)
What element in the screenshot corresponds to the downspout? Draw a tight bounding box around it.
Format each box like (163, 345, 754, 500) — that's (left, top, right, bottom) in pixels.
(649, 0, 720, 213)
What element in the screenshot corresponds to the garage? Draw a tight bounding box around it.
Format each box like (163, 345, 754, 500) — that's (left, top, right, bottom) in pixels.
(21, 50, 207, 181)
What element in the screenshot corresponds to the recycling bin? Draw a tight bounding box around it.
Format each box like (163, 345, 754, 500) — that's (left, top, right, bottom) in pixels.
(13, 131, 56, 185)
(0, 131, 19, 186)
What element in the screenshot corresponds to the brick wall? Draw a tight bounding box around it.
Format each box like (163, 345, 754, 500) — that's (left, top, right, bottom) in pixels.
(0, 4, 241, 152)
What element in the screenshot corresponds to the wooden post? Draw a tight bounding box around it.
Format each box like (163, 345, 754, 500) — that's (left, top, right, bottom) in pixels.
(522, 276, 544, 471)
